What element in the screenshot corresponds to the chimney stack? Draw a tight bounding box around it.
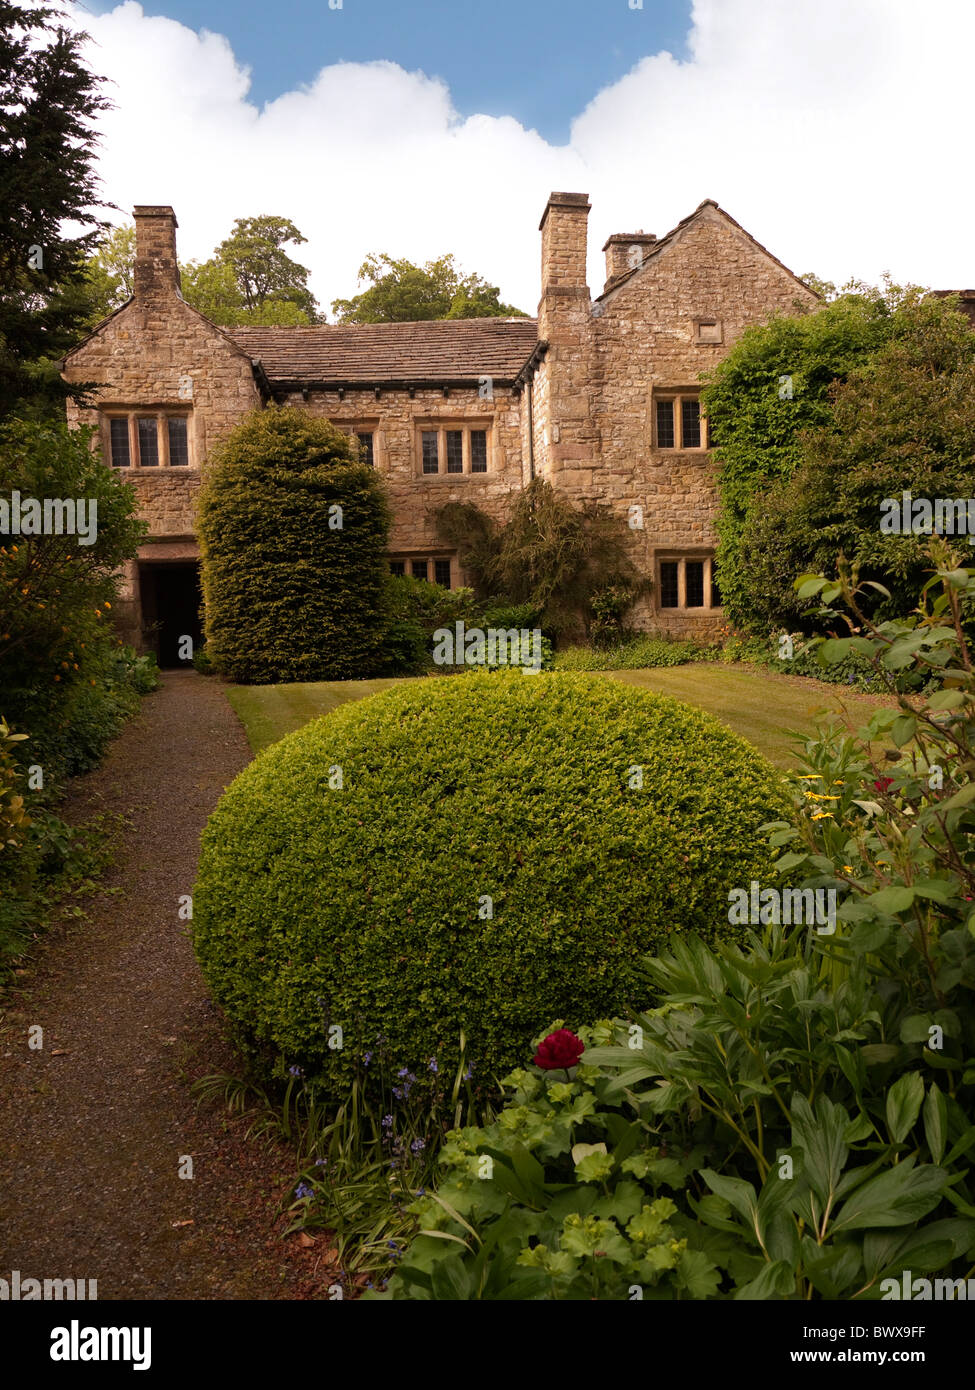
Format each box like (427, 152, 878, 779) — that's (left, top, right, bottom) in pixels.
(601, 232, 657, 292)
(132, 205, 181, 300)
(539, 192, 591, 292)
(535, 192, 595, 478)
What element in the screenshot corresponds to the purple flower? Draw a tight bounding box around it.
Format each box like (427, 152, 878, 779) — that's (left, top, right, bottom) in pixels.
(314, 1157, 328, 1167)
(294, 1182, 313, 1200)
(288, 1065, 304, 1078)
(427, 1058, 439, 1074)
(381, 1114, 394, 1129)
(411, 1138, 426, 1154)
(463, 1065, 473, 1080)
(363, 1052, 373, 1067)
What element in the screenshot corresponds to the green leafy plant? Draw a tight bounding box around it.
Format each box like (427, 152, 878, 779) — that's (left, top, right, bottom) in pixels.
(192, 672, 787, 1099)
(194, 1032, 493, 1283)
(589, 585, 637, 648)
(553, 635, 706, 671)
(373, 1021, 722, 1301)
(197, 406, 391, 683)
(380, 574, 478, 675)
(435, 479, 642, 639)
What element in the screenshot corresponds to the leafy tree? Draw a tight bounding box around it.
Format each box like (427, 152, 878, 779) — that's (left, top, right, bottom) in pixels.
(701, 280, 915, 628)
(199, 214, 318, 323)
(80, 213, 321, 326)
(332, 252, 527, 323)
(81, 223, 135, 327)
(0, 1, 111, 419)
(0, 418, 145, 743)
(739, 294, 975, 631)
(436, 478, 640, 638)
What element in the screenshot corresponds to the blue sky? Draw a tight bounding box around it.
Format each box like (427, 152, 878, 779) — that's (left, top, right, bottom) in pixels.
(87, 0, 693, 143)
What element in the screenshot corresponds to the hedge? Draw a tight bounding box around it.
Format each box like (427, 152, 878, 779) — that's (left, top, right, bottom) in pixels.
(197, 406, 391, 683)
(192, 672, 789, 1093)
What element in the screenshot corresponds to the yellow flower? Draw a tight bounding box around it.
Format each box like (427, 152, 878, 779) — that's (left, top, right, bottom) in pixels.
(811, 812, 833, 821)
(843, 865, 853, 872)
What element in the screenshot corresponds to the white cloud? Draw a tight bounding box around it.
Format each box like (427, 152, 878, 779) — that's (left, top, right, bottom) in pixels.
(68, 0, 975, 317)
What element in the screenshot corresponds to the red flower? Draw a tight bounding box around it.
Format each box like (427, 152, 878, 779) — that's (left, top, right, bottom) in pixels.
(533, 1029, 585, 1071)
(874, 777, 894, 793)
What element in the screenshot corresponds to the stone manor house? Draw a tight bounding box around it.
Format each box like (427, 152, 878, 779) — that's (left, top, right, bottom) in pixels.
(62, 194, 821, 664)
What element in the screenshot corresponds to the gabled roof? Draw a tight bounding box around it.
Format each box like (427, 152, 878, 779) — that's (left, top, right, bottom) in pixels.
(226, 318, 540, 387)
(60, 291, 261, 371)
(595, 199, 817, 304)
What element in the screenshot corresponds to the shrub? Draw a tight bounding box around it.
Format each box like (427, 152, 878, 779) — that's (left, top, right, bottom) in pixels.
(192, 672, 788, 1097)
(589, 585, 636, 648)
(701, 287, 898, 628)
(24, 641, 153, 780)
(197, 406, 391, 683)
(704, 288, 975, 634)
(0, 717, 118, 971)
(0, 418, 145, 771)
(380, 574, 478, 675)
(553, 636, 706, 671)
(0, 717, 30, 852)
(435, 479, 642, 638)
(192, 643, 216, 675)
(717, 628, 904, 692)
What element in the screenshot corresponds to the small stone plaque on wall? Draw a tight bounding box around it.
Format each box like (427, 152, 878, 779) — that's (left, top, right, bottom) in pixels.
(693, 318, 722, 344)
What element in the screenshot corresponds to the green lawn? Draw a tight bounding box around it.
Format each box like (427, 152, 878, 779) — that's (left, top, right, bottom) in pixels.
(226, 663, 890, 767)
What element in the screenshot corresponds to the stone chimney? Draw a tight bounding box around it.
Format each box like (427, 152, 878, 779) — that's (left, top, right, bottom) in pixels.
(132, 205, 181, 299)
(602, 231, 657, 292)
(539, 191, 591, 294)
(535, 192, 595, 479)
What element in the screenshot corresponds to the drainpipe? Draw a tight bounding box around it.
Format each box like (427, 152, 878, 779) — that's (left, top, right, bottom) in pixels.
(527, 377, 535, 482)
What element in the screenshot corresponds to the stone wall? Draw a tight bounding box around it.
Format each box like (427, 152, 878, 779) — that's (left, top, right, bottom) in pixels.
(535, 200, 818, 637)
(62, 208, 261, 646)
(288, 385, 523, 588)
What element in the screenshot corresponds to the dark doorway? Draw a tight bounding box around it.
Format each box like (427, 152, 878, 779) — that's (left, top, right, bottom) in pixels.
(139, 562, 203, 668)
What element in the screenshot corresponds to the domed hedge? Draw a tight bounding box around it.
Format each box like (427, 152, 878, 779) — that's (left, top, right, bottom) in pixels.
(192, 673, 789, 1092)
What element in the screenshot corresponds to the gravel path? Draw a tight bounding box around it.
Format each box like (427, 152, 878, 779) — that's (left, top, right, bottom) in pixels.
(0, 672, 338, 1300)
